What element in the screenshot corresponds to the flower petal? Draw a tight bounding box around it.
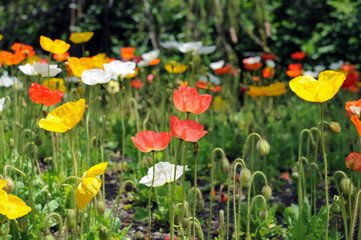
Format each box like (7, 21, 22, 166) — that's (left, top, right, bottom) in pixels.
(75, 177, 102, 210)
(6, 195, 31, 219)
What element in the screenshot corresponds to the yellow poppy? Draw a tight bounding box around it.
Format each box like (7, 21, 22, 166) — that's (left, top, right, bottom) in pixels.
(0, 180, 31, 219)
(164, 61, 188, 74)
(68, 57, 93, 78)
(247, 86, 265, 98)
(0, 34, 3, 41)
(264, 82, 287, 97)
(40, 36, 70, 54)
(125, 67, 138, 79)
(69, 32, 94, 44)
(92, 53, 108, 69)
(38, 99, 85, 133)
(24, 55, 40, 65)
(75, 162, 108, 210)
(42, 78, 66, 92)
(289, 70, 346, 102)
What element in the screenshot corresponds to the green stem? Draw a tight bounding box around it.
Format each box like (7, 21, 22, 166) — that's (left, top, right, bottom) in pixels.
(44, 213, 63, 240)
(192, 145, 199, 240)
(68, 130, 78, 177)
(181, 142, 189, 219)
(148, 151, 156, 240)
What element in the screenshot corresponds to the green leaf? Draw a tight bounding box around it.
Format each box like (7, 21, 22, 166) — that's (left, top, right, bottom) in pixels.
(132, 207, 148, 221)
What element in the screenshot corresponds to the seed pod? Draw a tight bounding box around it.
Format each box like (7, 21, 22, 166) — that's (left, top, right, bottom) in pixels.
(17, 217, 28, 231)
(259, 209, 268, 220)
(4, 176, 15, 194)
(257, 139, 270, 156)
(66, 209, 76, 230)
(96, 201, 106, 215)
(220, 157, 230, 174)
(240, 168, 252, 187)
(262, 185, 272, 199)
(340, 178, 354, 196)
(99, 226, 109, 240)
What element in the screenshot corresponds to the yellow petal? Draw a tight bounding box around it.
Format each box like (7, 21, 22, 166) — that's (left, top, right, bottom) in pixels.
(6, 195, 31, 219)
(38, 99, 85, 133)
(40, 36, 70, 54)
(75, 177, 102, 210)
(0, 190, 8, 216)
(84, 162, 108, 178)
(40, 36, 52, 52)
(69, 32, 94, 44)
(0, 179, 6, 189)
(68, 57, 93, 78)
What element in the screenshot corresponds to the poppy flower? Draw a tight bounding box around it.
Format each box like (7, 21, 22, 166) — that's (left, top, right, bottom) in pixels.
(181, 81, 188, 86)
(346, 99, 361, 117)
(291, 51, 306, 60)
(53, 52, 69, 61)
(351, 115, 361, 137)
(214, 64, 232, 74)
(103, 60, 136, 79)
(170, 116, 207, 142)
(11, 43, 35, 57)
(340, 62, 355, 72)
(261, 53, 275, 61)
(91, 53, 109, 69)
(69, 32, 94, 44)
(139, 162, 186, 187)
(244, 62, 263, 71)
(81, 69, 112, 85)
(0, 51, 26, 66)
(173, 86, 212, 114)
(164, 61, 188, 74)
(196, 80, 208, 89)
(19, 62, 62, 77)
(289, 63, 303, 70)
(40, 36, 70, 54)
(247, 86, 265, 98)
(121, 47, 135, 60)
(67, 57, 93, 78)
(75, 162, 108, 210)
(243, 56, 263, 70)
(177, 41, 203, 53)
(210, 60, 225, 70)
(29, 83, 64, 107)
(264, 82, 287, 97)
(147, 74, 154, 84)
(0, 97, 5, 113)
(286, 69, 303, 77)
(131, 130, 172, 152)
(38, 99, 85, 133)
(125, 68, 138, 79)
(210, 86, 221, 93)
(289, 70, 346, 102)
(138, 49, 161, 67)
(345, 153, 361, 171)
(131, 79, 144, 88)
(262, 68, 275, 78)
(0, 180, 31, 219)
(42, 78, 66, 92)
(342, 72, 359, 89)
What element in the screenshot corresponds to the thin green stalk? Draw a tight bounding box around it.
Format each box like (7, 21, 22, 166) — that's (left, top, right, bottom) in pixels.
(181, 142, 189, 219)
(148, 151, 156, 240)
(68, 130, 78, 177)
(192, 143, 199, 240)
(44, 213, 63, 240)
(350, 190, 361, 239)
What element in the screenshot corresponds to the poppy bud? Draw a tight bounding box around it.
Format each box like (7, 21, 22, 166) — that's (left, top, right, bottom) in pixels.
(96, 200, 106, 215)
(240, 168, 252, 187)
(44, 235, 55, 240)
(66, 209, 76, 230)
(291, 171, 299, 179)
(9, 138, 15, 149)
(17, 216, 28, 231)
(259, 209, 268, 220)
(193, 142, 199, 156)
(340, 178, 354, 196)
(257, 139, 270, 156)
(182, 217, 190, 228)
(262, 185, 272, 199)
(218, 226, 226, 239)
(331, 195, 341, 213)
(220, 157, 230, 174)
(99, 226, 109, 240)
(4, 176, 15, 194)
(196, 199, 205, 211)
(329, 121, 341, 133)
(35, 135, 43, 146)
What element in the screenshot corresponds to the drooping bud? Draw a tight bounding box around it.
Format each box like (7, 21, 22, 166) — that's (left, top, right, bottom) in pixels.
(4, 176, 15, 194)
(182, 217, 190, 228)
(196, 199, 205, 211)
(66, 209, 76, 230)
(291, 165, 299, 179)
(240, 168, 252, 187)
(329, 121, 341, 133)
(17, 216, 28, 231)
(257, 139, 270, 156)
(262, 185, 272, 199)
(259, 209, 268, 220)
(96, 200, 106, 215)
(340, 178, 354, 196)
(220, 157, 230, 174)
(9, 138, 15, 149)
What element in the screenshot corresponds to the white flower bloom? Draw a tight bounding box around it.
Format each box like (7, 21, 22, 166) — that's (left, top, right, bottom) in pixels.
(0, 97, 5, 113)
(329, 60, 344, 70)
(210, 60, 225, 70)
(141, 49, 160, 61)
(196, 45, 216, 55)
(208, 73, 220, 85)
(0, 72, 16, 87)
(303, 71, 319, 78)
(314, 65, 325, 73)
(65, 76, 80, 83)
(266, 60, 276, 68)
(81, 69, 112, 85)
(103, 60, 136, 80)
(160, 41, 180, 49)
(245, 56, 261, 64)
(13, 78, 23, 89)
(139, 162, 186, 187)
(178, 41, 203, 53)
(19, 62, 62, 77)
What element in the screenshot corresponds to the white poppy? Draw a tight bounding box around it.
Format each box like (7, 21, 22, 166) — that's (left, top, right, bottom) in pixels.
(329, 60, 344, 70)
(0, 72, 17, 87)
(139, 162, 186, 187)
(196, 45, 216, 55)
(244, 56, 261, 64)
(138, 49, 160, 67)
(178, 41, 203, 53)
(81, 69, 112, 85)
(19, 62, 62, 77)
(266, 60, 276, 68)
(0, 97, 5, 113)
(103, 60, 136, 80)
(210, 60, 225, 70)
(18, 63, 37, 75)
(160, 41, 181, 49)
(303, 71, 319, 78)
(314, 65, 326, 73)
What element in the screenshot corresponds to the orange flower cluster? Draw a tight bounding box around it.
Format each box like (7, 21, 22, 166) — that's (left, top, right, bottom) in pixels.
(0, 42, 35, 66)
(196, 81, 221, 93)
(286, 63, 303, 77)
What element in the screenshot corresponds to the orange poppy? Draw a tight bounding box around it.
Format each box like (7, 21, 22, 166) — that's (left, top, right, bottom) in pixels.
(170, 116, 207, 142)
(291, 51, 306, 60)
(345, 153, 361, 171)
(29, 83, 64, 107)
(173, 86, 212, 114)
(121, 47, 135, 60)
(0, 51, 26, 65)
(196, 81, 208, 89)
(288, 63, 303, 70)
(53, 52, 70, 61)
(244, 62, 263, 71)
(131, 130, 172, 152)
(214, 64, 232, 74)
(351, 115, 361, 137)
(262, 68, 275, 78)
(210, 86, 221, 93)
(345, 99, 361, 117)
(11, 43, 35, 57)
(131, 79, 144, 88)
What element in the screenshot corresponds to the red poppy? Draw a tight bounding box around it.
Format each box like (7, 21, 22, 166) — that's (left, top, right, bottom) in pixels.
(345, 153, 361, 171)
(131, 130, 172, 152)
(196, 81, 208, 89)
(173, 86, 212, 114)
(131, 79, 144, 88)
(341, 63, 356, 72)
(345, 99, 361, 117)
(288, 63, 302, 70)
(213, 64, 232, 74)
(121, 47, 135, 60)
(351, 115, 361, 137)
(53, 52, 70, 61)
(291, 51, 306, 60)
(210, 86, 221, 93)
(0, 51, 26, 66)
(29, 83, 64, 107)
(262, 68, 275, 78)
(342, 72, 359, 89)
(170, 116, 207, 142)
(286, 69, 302, 77)
(221, 193, 227, 202)
(261, 53, 275, 61)
(11, 43, 35, 57)
(240, 87, 248, 93)
(244, 62, 263, 71)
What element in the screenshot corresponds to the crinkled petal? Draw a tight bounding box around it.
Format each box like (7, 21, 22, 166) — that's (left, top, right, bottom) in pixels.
(75, 177, 102, 210)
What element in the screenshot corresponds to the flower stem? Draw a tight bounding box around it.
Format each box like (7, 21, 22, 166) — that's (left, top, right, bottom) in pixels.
(148, 151, 156, 240)
(192, 144, 199, 240)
